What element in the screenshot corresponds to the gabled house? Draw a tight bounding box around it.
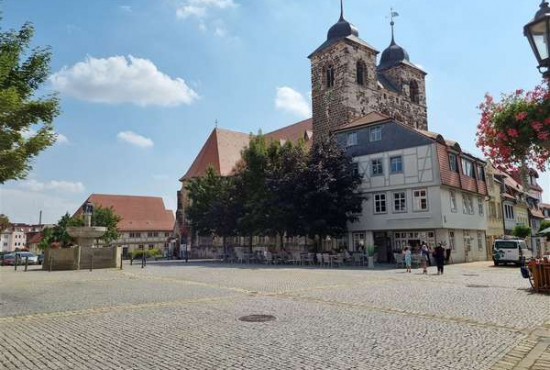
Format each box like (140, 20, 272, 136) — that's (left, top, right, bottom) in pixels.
(334, 112, 488, 263)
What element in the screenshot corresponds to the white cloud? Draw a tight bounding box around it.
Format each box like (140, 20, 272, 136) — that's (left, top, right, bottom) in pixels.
(0, 188, 80, 224)
(56, 133, 69, 144)
(176, 0, 236, 20)
(214, 26, 227, 37)
(50, 55, 199, 107)
(119, 5, 132, 13)
(117, 131, 154, 148)
(275, 87, 311, 119)
(20, 179, 85, 193)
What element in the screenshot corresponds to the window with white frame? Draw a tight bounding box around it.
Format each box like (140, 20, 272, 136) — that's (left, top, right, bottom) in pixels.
(478, 197, 484, 216)
(461, 158, 475, 178)
(390, 156, 403, 173)
(477, 231, 483, 251)
(450, 191, 457, 213)
(504, 204, 514, 220)
(374, 193, 387, 214)
(371, 159, 383, 176)
(347, 132, 357, 147)
(449, 231, 455, 250)
(413, 189, 428, 211)
(464, 231, 472, 252)
(463, 194, 474, 215)
(393, 192, 407, 213)
(449, 153, 458, 172)
(370, 126, 382, 142)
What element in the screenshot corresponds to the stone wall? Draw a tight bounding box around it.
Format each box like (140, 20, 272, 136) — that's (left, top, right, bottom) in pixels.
(42, 246, 121, 271)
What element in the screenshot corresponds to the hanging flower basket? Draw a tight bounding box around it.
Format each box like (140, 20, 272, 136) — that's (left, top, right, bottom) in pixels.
(476, 81, 550, 172)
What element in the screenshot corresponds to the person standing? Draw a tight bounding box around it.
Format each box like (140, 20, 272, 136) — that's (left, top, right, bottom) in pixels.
(404, 246, 412, 273)
(422, 242, 431, 267)
(433, 243, 445, 275)
(421, 243, 429, 275)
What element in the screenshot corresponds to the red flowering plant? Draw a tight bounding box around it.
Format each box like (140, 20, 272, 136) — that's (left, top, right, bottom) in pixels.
(476, 81, 550, 173)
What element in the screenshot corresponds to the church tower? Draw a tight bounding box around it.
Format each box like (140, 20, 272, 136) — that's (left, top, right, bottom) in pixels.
(309, 2, 428, 142)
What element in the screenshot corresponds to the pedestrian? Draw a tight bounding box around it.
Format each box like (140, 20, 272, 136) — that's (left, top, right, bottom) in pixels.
(421, 241, 431, 266)
(433, 243, 445, 275)
(421, 243, 429, 275)
(404, 246, 412, 273)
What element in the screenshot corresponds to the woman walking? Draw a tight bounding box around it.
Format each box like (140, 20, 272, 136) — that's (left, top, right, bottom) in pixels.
(433, 243, 445, 275)
(421, 243, 429, 275)
(404, 246, 412, 273)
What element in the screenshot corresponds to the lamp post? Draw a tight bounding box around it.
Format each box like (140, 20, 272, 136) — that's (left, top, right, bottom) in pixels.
(524, 1, 550, 80)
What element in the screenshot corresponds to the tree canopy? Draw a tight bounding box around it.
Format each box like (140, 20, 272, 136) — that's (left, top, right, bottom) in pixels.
(0, 22, 60, 183)
(0, 214, 9, 233)
(185, 134, 364, 251)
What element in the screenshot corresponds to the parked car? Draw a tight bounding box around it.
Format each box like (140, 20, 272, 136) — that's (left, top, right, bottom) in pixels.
(1, 252, 39, 266)
(493, 239, 532, 266)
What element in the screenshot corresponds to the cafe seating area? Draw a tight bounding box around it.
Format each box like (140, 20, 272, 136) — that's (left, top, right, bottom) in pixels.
(218, 249, 373, 268)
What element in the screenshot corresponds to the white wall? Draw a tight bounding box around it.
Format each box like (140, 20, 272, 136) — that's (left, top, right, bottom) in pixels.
(440, 188, 487, 231)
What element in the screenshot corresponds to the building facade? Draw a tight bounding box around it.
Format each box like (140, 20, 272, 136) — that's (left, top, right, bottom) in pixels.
(335, 114, 488, 263)
(78, 194, 175, 258)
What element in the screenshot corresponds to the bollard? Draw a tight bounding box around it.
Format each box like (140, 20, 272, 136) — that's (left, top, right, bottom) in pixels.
(141, 251, 145, 269)
(14, 254, 18, 271)
(130, 257, 133, 266)
(49, 256, 52, 272)
(25, 256, 28, 272)
(90, 254, 94, 272)
(120, 256, 123, 270)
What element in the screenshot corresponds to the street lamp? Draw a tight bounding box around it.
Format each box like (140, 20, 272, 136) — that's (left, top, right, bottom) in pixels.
(524, 1, 550, 79)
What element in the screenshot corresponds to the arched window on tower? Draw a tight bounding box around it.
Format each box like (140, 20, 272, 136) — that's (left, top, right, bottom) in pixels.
(410, 80, 420, 104)
(326, 65, 335, 88)
(356, 61, 366, 86)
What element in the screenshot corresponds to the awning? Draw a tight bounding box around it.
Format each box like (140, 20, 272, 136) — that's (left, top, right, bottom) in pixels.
(537, 227, 550, 236)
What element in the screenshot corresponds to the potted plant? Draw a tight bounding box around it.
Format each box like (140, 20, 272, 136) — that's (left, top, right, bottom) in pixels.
(366, 245, 376, 268)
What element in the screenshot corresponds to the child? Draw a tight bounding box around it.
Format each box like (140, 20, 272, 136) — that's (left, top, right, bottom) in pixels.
(404, 247, 412, 273)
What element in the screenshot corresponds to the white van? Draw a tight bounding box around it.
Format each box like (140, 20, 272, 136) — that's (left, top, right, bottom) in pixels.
(493, 239, 532, 266)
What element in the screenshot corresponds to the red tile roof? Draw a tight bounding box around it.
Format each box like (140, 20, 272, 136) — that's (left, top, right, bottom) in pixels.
(78, 194, 175, 232)
(181, 119, 313, 181)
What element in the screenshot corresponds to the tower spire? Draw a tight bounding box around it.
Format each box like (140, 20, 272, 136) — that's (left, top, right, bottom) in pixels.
(389, 8, 399, 45)
(339, 0, 344, 21)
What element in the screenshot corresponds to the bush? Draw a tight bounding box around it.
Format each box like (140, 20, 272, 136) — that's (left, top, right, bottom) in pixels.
(512, 225, 531, 239)
(131, 248, 162, 260)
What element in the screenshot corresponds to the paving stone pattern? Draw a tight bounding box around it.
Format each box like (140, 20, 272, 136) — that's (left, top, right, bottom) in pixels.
(0, 261, 549, 369)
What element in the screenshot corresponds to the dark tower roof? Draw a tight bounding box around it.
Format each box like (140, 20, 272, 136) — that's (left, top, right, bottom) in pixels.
(378, 19, 410, 70)
(327, 1, 359, 40)
(309, 0, 377, 58)
(379, 38, 410, 69)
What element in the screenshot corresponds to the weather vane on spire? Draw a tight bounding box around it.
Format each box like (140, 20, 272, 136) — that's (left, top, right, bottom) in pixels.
(388, 8, 400, 42)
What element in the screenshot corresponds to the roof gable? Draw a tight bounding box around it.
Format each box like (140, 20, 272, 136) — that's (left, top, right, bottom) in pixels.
(80, 194, 175, 232)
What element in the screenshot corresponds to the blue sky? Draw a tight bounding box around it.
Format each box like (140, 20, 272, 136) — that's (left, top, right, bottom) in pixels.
(0, 0, 549, 224)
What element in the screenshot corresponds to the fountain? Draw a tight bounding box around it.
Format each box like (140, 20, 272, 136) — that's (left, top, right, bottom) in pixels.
(67, 201, 107, 248)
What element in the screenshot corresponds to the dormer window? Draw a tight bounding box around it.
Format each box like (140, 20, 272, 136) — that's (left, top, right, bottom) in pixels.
(326, 65, 335, 88)
(461, 158, 475, 178)
(370, 126, 382, 142)
(356, 61, 366, 85)
(347, 132, 358, 147)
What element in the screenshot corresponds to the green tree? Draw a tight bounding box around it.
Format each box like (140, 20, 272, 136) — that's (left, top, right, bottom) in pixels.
(235, 134, 270, 240)
(539, 220, 550, 233)
(186, 167, 240, 252)
(0, 214, 9, 233)
(37, 227, 53, 250)
(300, 137, 364, 251)
(264, 139, 308, 247)
(52, 213, 77, 247)
(91, 206, 121, 244)
(0, 22, 60, 183)
(512, 225, 531, 239)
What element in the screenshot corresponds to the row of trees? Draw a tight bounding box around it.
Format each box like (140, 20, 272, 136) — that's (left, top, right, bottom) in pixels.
(185, 135, 364, 251)
(39, 207, 121, 249)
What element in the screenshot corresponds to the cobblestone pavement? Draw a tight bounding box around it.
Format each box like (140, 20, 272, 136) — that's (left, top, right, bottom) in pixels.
(1, 261, 549, 370)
